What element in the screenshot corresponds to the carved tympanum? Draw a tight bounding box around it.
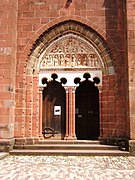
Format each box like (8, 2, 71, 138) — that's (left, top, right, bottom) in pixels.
(40, 34, 104, 69)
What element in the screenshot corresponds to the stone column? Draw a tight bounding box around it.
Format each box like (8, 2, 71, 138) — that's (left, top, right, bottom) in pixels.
(68, 87, 73, 139)
(72, 87, 77, 139)
(64, 87, 69, 139)
(39, 87, 44, 137)
(98, 87, 103, 142)
(66, 87, 77, 140)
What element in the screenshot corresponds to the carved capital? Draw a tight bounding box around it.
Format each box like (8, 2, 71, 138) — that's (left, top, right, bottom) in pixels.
(64, 87, 69, 93)
(39, 87, 44, 93)
(72, 86, 76, 93)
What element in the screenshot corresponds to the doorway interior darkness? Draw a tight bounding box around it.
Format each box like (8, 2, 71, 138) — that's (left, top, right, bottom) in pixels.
(75, 75, 100, 140)
(42, 72, 100, 140)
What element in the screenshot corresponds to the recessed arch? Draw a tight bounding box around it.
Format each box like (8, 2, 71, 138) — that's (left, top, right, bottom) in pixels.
(27, 20, 115, 75)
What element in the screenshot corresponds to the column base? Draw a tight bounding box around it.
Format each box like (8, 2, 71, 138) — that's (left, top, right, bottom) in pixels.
(64, 136, 77, 140)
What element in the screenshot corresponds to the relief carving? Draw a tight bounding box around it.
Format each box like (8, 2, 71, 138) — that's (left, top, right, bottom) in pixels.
(40, 34, 103, 69)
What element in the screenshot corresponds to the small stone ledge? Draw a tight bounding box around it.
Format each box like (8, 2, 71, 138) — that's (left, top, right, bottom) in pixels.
(15, 137, 40, 145)
(15, 138, 26, 145)
(0, 138, 15, 152)
(129, 140, 135, 156)
(99, 137, 129, 151)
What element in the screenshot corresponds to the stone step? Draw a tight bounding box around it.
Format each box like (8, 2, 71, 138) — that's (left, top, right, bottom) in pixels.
(11, 140, 129, 156)
(0, 146, 4, 152)
(13, 144, 119, 151)
(36, 140, 100, 145)
(9, 149, 129, 156)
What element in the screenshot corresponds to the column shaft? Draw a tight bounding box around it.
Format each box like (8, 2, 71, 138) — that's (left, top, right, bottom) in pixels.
(72, 88, 76, 139)
(68, 87, 73, 138)
(64, 88, 69, 139)
(66, 87, 76, 140)
(39, 87, 43, 137)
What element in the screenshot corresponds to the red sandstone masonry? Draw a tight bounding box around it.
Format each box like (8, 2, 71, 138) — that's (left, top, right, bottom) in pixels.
(31, 76, 39, 136)
(0, 0, 18, 139)
(0, 0, 129, 140)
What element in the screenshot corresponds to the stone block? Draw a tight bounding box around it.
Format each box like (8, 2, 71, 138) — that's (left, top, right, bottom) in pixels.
(0, 138, 15, 152)
(15, 138, 26, 145)
(129, 140, 135, 155)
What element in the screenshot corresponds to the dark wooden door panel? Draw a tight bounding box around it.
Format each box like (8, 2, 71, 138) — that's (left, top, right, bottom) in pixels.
(75, 80, 99, 140)
(42, 80, 66, 139)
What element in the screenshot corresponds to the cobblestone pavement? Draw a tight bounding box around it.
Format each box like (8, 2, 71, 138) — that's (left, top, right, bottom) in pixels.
(0, 155, 135, 180)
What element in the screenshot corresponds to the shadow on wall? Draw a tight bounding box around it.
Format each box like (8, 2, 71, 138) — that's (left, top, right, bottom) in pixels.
(65, 0, 72, 9)
(103, 0, 126, 52)
(103, 0, 129, 145)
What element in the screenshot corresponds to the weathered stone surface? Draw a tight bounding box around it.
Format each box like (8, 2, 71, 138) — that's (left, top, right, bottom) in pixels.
(129, 140, 135, 156)
(0, 0, 135, 154)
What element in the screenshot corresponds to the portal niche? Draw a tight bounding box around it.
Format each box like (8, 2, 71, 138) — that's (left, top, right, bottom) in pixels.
(39, 33, 104, 140)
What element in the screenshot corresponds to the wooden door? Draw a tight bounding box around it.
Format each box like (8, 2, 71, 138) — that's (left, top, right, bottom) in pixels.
(75, 80, 99, 140)
(42, 80, 66, 139)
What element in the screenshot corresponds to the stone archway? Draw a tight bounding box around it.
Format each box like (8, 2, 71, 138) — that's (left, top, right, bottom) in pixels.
(38, 33, 104, 140)
(26, 20, 114, 140)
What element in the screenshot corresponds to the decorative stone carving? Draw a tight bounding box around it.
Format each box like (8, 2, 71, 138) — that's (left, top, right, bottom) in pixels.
(39, 34, 104, 69)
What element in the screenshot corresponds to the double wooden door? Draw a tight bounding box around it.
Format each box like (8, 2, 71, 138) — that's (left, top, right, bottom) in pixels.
(42, 79, 99, 140)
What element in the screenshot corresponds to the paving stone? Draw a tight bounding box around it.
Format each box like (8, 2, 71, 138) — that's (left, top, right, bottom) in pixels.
(0, 153, 8, 160)
(0, 155, 135, 179)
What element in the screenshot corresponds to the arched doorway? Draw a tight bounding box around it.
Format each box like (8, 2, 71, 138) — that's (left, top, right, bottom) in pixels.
(26, 20, 115, 140)
(75, 73, 100, 140)
(42, 74, 66, 139)
(38, 32, 103, 140)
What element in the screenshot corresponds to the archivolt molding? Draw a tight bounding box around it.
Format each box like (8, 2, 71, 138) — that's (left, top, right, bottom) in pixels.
(27, 20, 114, 75)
